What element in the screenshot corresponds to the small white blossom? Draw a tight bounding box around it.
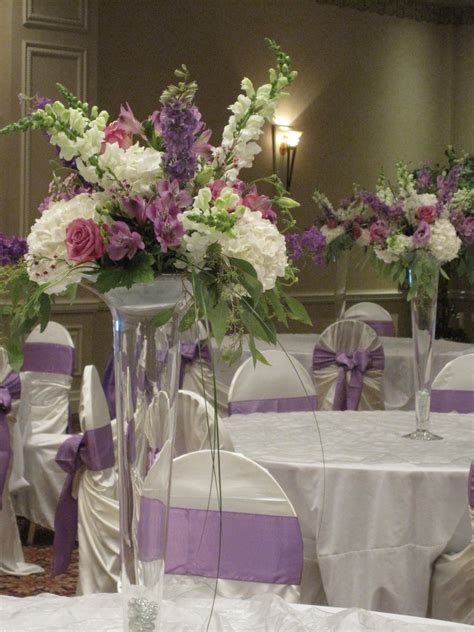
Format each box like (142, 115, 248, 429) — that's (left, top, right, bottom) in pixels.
(428, 218, 461, 263)
(320, 225, 345, 244)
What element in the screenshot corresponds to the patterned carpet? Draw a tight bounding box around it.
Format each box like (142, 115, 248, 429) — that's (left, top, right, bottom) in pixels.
(0, 519, 78, 597)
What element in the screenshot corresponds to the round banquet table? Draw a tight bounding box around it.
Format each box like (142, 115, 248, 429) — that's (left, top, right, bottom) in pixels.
(213, 334, 474, 410)
(226, 410, 474, 617)
(1, 592, 473, 631)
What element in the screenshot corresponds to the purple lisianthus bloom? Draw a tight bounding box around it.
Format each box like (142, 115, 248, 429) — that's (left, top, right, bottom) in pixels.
(106, 221, 144, 261)
(118, 102, 144, 137)
(123, 195, 149, 225)
(457, 216, 474, 245)
(146, 179, 192, 224)
(0, 233, 27, 265)
(152, 215, 185, 253)
(412, 220, 431, 247)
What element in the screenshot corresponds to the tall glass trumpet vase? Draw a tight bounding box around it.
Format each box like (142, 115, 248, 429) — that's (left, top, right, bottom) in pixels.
(404, 267, 442, 441)
(333, 249, 349, 321)
(101, 275, 189, 631)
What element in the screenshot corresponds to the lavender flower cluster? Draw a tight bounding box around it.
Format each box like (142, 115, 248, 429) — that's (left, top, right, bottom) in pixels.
(0, 233, 27, 266)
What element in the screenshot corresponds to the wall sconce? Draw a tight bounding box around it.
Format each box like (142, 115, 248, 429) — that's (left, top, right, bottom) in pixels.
(272, 124, 303, 191)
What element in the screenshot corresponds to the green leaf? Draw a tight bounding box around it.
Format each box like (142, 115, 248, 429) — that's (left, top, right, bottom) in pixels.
(38, 294, 52, 331)
(6, 338, 23, 372)
(247, 334, 270, 366)
(207, 301, 230, 346)
(152, 307, 175, 328)
(285, 295, 312, 325)
(178, 303, 197, 332)
(266, 288, 288, 326)
(220, 343, 243, 366)
(95, 253, 155, 293)
(240, 305, 276, 344)
(62, 284, 78, 303)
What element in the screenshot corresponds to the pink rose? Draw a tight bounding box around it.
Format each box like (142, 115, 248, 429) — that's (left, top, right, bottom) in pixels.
(65, 218, 105, 263)
(101, 121, 133, 152)
(352, 223, 362, 239)
(326, 218, 338, 229)
(416, 205, 437, 224)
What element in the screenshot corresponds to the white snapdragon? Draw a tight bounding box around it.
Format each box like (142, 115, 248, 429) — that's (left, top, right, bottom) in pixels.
(428, 218, 461, 263)
(26, 192, 107, 294)
(48, 105, 107, 163)
(320, 225, 345, 244)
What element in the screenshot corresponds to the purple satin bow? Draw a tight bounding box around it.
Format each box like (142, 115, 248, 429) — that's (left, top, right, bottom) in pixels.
(469, 463, 474, 509)
(179, 342, 211, 388)
(313, 346, 384, 410)
(52, 424, 115, 575)
(0, 371, 21, 510)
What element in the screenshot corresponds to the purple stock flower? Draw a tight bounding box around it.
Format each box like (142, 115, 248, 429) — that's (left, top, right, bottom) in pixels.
(286, 226, 326, 264)
(412, 221, 431, 247)
(159, 101, 210, 185)
(106, 221, 144, 261)
(286, 233, 303, 262)
(457, 216, 474, 245)
(0, 233, 27, 265)
(437, 164, 461, 204)
(416, 166, 433, 191)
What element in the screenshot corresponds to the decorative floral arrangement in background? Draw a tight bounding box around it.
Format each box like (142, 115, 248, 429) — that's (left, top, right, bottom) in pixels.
(0, 39, 311, 368)
(361, 158, 473, 299)
(286, 188, 373, 267)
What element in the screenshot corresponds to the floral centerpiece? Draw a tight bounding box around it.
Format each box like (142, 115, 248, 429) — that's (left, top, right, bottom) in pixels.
(0, 40, 311, 630)
(0, 39, 310, 370)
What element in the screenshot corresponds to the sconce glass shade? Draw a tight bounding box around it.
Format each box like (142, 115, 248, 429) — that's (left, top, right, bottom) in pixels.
(282, 130, 302, 148)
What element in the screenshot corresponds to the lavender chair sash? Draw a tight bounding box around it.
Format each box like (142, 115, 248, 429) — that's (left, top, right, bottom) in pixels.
(102, 355, 116, 419)
(22, 342, 75, 375)
(228, 395, 317, 416)
(137, 497, 303, 585)
(52, 424, 115, 576)
(363, 320, 395, 338)
(0, 371, 21, 510)
(430, 389, 474, 414)
(469, 463, 474, 509)
(313, 346, 385, 410)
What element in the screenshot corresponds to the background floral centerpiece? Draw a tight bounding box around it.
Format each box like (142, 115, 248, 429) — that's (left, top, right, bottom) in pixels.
(0, 39, 310, 369)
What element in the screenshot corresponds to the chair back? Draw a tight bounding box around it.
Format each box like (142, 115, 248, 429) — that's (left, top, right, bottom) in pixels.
(76, 365, 119, 593)
(313, 319, 385, 411)
(228, 350, 316, 415)
(153, 450, 302, 601)
(344, 302, 395, 337)
(174, 389, 234, 457)
(19, 322, 74, 435)
(431, 354, 474, 413)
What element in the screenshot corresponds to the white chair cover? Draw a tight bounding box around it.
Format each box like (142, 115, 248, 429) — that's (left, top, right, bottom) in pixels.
(0, 347, 42, 576)
(174, 389, 234, 457)
(431, 354, 474, 413)
(429, 507, 474, 625)
(18, 321, 75, 437)
(164, 449, 303, 602)
(344, 302, 396, 337)
(77, 365, 119, 595)
(313, 320, 385, 411)
(228, 350, 316, 415)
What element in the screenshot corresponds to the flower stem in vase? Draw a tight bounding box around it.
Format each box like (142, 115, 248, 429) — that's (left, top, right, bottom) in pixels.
(333, 249, 349, 321)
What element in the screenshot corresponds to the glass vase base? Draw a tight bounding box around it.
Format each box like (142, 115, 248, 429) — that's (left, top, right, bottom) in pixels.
(403, 429, 443, 441)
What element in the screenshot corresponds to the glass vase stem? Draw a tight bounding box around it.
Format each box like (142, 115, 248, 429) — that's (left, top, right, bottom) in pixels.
(333, 250, 349, 321)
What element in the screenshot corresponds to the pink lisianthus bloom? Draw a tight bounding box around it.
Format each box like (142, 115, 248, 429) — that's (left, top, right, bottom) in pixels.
(118, 102, 144, 137)
(65, 218, 105, 263)
(101, 121, 133, 152)
(242, 186, 276, 223)
(105, 221, 145, 261)
(368, 220, 391, 245)
(416, 205, 437, 224)
(123, 195, 149, 225)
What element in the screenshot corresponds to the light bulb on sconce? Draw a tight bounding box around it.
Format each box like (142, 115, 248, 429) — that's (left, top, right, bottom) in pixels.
(272, 124, 303, 192)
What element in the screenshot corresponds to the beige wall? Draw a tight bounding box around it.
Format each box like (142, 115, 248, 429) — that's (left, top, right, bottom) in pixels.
(453, 24, 474, 150)
(97, 0, 465, 332)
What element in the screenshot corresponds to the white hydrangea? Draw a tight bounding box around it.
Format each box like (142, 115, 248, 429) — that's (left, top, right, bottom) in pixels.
(374, 247, 399, 264)
(320, 225, 345, 244)
(428, 218, 461, 263)
(220, 209, 287, 291)
(77, 143, 163, 194)
(387, 233, 412, 258)
(26, 192, 106, 294)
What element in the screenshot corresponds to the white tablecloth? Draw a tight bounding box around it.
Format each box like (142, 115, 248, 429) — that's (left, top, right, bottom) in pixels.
(214, 334, 474, 410)
(0, 592, 472, 631)
(226, 410, 474, 617)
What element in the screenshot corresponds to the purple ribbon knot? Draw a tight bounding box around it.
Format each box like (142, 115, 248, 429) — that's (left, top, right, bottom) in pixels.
(313, 346, 384, 411)
(52, 424, 115, 576)
(0, 371, 21, 510)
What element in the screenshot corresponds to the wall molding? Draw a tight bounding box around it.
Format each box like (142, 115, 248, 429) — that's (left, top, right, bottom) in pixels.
(20, 40, 87, 233)
(315, 0, 474, 25)
(23, 0, 88, 32)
